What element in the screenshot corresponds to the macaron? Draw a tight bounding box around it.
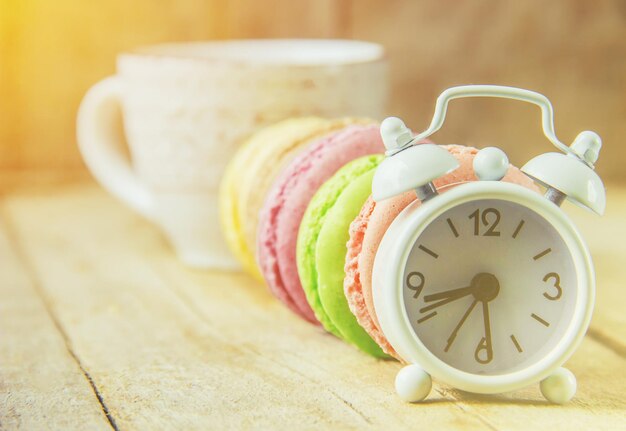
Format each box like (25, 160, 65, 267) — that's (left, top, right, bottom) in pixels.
(219, 117, 370, 278)
(344, 145, 540, 358)
(257, 124, 385, 324)
(297, 155, 387, 358)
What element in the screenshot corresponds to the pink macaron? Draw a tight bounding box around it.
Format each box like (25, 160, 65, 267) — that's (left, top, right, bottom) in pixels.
(344, 144, 540, 358)
(257, 124, 385, 323)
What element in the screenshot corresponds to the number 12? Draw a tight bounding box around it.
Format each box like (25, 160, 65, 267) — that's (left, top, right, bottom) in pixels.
(469, 208, 501, 237)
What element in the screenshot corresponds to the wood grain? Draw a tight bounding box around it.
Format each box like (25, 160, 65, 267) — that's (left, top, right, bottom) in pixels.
(567, 187, 626, 357)
(1, 184, 485, 430)
(1, 181, 624, 430)
(0, 213, 111, 430)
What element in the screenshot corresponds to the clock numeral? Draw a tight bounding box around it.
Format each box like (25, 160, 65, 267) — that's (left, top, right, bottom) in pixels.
(510, 334, 523, 353)
(446, 218, 460, 238)
(542, 272, 562, 300)
(417, 311, 437, 324)
(468, 208, 501, 237)
(474, 337, 494, 364)
(531, 313, 550, 327)
(406, 271, 425, 299)
(512, 220, 525, 239)
(533, 248, 552, 261)
(418, 244, 439, 259)
(474, 300, 494, 364)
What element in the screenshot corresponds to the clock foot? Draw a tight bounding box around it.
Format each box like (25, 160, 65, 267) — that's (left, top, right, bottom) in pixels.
(540, 367, 577, 404)
(395, 364, 432, 402)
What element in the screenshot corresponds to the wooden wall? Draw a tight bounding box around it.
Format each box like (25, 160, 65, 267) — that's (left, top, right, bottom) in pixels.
(1, 0, 625, 181)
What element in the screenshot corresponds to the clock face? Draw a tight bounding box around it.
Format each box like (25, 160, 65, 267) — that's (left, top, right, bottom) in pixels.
(402, 198, 577, 376)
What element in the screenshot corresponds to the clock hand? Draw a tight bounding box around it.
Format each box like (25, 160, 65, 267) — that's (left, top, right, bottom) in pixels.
(420, 272, 499, 314)
(444, 299, 479, 352)
(423, 285, 476, 303)
(474, 300, 494, 364)
(419, 285, 476, 314)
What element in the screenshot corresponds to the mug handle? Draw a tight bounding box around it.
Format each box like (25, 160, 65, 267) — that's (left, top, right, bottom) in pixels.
(77, 77, 154, 220)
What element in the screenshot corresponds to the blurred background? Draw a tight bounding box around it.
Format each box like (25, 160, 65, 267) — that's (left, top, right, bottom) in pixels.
(1, 0, 625, 182)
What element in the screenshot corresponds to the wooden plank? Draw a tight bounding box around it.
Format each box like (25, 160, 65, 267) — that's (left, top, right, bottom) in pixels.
(149, 207, 626, 430)
(443, 339, 625, 430)
(154, 256, 626, 431)
(0, 212, 112, 429)
(2, 183, 492, 430)
(3, 182, 625, 428)
(565, 187, 626, 356)
(6, 182, 626, 429)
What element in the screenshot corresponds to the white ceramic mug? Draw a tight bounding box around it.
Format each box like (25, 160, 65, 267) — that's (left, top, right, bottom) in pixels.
(77, 39, 388, 269)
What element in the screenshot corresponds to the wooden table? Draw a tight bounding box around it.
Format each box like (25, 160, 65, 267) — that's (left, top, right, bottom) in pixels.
(1, 180, 624, 430)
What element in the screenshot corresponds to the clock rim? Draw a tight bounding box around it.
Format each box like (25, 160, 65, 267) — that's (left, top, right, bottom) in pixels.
(372, 181, 594, 394)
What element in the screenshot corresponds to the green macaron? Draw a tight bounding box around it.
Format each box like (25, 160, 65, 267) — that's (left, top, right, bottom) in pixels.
(297, 155, 387, 358)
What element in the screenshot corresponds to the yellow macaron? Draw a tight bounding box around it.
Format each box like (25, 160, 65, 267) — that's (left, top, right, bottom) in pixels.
(219, 117, 372, 278)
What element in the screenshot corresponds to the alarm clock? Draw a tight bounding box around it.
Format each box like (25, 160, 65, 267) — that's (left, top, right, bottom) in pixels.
(371, 85, 605, 404)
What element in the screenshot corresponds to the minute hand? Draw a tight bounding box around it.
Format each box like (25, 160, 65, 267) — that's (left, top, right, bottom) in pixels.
(445, 299, 479, 352)
(474, 300, 494, 364)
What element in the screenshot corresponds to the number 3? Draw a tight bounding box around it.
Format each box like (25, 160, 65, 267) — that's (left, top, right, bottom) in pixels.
(543, 272, 562, 300)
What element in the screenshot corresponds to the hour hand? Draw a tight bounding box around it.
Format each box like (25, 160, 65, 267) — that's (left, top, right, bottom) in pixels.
(420, 285, 475, 313)
(423, 285, 475, 303)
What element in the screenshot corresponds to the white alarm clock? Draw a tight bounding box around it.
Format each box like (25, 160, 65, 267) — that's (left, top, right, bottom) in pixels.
(371, 85, 605, 404)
